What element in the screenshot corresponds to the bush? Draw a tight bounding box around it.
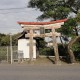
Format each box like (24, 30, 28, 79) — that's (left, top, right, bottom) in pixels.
(39, 44, 68, 56)
(58, 44, 68, 56)
(39, 47, 54, 56)
(72, 42, 80, 61)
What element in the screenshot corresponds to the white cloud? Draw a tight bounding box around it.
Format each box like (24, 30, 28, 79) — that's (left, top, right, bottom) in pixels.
(0, 0, 42, 34)
(0, 0, 28, 8)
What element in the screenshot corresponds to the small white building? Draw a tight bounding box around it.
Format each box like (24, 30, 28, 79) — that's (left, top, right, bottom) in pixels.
(18, 38, 36, 59)
(18, 31, 36, 59)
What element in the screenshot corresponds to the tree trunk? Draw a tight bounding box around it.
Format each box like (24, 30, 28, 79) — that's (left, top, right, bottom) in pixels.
(67, 45, 76, 63)
(67, 36, 80, 63)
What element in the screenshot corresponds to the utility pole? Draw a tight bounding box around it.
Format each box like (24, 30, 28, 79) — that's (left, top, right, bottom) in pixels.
(10, 33, 13, 64)
(7, 46, 9, 62)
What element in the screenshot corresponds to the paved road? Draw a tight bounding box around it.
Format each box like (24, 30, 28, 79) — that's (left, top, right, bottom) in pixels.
(0, 64, 80, 80)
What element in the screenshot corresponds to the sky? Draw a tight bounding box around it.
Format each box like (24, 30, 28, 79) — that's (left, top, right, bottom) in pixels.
(0, 0, 42, 34)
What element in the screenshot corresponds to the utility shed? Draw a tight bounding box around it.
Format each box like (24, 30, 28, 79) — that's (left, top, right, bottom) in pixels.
(17, 32, 36, 59)
(18, 39, 36, 59)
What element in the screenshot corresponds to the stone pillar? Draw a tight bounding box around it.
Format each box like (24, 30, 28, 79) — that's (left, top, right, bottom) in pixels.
(29, 29, 33, 62)
(52, 28, 60, 64)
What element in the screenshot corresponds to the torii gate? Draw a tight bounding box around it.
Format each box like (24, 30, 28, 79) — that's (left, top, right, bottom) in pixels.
(18, 19, 67, 64)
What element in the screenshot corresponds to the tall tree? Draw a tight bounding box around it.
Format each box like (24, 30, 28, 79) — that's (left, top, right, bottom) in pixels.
(28, 0, 80, 63)
(0, 33, 5, 46)
(59, 18, 78, 63)
(1, 35, 10, 46)
(28, 0, 80, 20)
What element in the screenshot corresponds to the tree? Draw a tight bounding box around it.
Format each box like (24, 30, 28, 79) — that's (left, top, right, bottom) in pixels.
(0, 33, 19, 46)
(76, 13, 80, 23)
(28, 0, 80, 63)
(1, 35, 10, 46)
(59, 18, 80, 63)
(12, 33, 20, 46)
(28, 0, 80, 20)
(0, 33, 5, 46)
(60, 18, 78, 36)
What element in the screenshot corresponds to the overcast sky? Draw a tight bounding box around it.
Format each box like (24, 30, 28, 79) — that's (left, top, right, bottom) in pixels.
(0, 0, 42, 34)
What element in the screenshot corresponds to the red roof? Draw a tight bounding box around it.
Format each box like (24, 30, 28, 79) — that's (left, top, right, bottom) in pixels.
(18, 19, 67, 25)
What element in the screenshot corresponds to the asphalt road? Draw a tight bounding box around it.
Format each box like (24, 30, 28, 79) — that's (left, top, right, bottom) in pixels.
(0, 64, 80, 80)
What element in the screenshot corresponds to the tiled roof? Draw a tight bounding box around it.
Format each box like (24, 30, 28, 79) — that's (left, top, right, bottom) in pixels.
(18, 19, 67, 25)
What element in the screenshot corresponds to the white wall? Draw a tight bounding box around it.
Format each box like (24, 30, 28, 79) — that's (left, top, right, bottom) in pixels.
(18, 39, 36, 59)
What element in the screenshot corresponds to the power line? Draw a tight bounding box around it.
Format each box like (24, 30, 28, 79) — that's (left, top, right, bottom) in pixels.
(0, 9, 35, 14)
(0, 6, 27, 10)
(0, 11, 27, 14)
(0, 6, 35, 14)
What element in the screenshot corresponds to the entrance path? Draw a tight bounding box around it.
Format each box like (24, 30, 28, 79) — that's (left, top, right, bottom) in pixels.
(0, 64, 80, 80)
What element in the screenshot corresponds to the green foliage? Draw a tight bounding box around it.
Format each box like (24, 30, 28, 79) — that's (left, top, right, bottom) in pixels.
(0, 33, 5, 46)
(0, 46, 7, 60)
(0, 33, 20, 46)
(12, 33, 19, 46)
(72, 42, 80, 61)
(39, 44, 68, 56)
(39, 47, 54, 56)
(0, 46, 18, 61)
(72, 42, 80, 51)
(58, 44, 68, 56)
(1, 35, 10, 46)
(28, 0, 80, 20)
(76, 13, 80, 23)
(36, 38, 47, 48)
(58, 18, 77, 36)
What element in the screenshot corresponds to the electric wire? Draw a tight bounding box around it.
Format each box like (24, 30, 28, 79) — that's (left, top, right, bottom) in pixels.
(0, 6, 27, 10)
(0, 6, 35, 14)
